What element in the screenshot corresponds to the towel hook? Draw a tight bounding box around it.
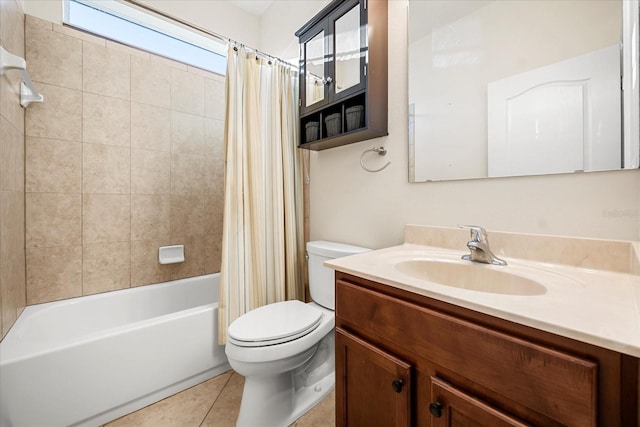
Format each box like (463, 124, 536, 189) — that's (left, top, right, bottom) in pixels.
(360, 146, 391, 173)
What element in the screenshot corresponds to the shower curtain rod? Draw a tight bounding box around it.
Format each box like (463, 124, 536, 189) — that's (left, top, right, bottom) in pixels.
(124, 0, 299, 70)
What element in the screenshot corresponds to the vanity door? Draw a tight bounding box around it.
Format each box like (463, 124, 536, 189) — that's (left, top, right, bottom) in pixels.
(335, 327, 412, 427)
(429, 377, 529, 427)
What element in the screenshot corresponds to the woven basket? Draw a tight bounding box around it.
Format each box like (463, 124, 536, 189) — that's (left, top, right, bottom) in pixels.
(346, 105, 364, 131)
(305, 121, 319, 142)
(325, 113, 341, 137)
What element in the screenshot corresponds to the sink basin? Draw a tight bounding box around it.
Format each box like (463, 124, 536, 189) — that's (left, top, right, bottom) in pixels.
(395, 259, 547, 296)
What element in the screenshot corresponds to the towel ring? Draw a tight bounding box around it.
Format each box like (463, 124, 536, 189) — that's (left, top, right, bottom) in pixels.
(360, 146, 391, 173)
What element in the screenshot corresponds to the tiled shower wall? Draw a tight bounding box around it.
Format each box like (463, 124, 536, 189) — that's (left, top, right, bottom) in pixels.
(24, 16, 226, 305)
(0, 0, 27, 338)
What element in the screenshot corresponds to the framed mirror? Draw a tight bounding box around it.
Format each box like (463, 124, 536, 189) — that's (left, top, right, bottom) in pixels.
(408, 0, 640, 182)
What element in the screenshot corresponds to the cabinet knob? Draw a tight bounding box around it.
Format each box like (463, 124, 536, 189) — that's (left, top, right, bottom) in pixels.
(391, 379, 404, 393)
(429, 402, 443, 418)
(324, 76, 333, 85)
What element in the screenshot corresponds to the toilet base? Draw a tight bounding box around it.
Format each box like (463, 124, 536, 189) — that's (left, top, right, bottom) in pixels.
(234, 332, 335, 427)
(236, 371, 334, 427)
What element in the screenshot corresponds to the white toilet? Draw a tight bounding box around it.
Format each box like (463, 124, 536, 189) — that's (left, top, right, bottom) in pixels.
(225, 240, 371, 427)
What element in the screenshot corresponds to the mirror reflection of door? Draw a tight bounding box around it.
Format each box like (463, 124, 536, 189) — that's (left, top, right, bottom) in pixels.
(306, 30, 325, 107)
(407, 0, 637, 182)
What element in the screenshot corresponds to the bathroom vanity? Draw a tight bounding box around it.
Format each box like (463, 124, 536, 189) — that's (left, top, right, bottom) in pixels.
(328, 226, 640, 426)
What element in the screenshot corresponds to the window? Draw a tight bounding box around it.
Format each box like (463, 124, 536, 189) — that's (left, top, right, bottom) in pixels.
(64, 0, 227, 74)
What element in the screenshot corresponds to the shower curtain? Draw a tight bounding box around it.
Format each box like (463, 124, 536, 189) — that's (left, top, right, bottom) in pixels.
(218, 45, 304, 344)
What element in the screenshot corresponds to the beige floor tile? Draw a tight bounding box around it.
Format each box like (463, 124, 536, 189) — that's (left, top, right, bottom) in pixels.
(105, 371, 232, 427)
(292, 389, 335, 427)
(200, 372, 245, 427)
(103, 370, 335, 427)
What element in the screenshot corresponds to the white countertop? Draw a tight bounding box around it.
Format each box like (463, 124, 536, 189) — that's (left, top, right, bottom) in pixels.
(326, 243, 640, 358)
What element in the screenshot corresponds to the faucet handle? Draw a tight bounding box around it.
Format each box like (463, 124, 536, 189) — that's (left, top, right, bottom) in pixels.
(458, 224, 488, 242)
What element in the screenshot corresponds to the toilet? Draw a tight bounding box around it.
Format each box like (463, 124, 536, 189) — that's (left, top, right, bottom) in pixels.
(225, 240, 371, 427)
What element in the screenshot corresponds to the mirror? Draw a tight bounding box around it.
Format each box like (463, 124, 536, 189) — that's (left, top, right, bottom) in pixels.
(335, 4, 361, 94)
(408, 0, 640, 182)
(305, 30, 325, 107)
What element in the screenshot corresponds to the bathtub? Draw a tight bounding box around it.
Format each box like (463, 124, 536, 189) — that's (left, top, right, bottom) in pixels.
(0, 273, 230, 427)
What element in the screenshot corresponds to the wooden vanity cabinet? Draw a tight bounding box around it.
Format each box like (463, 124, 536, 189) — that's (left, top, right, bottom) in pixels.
(334, 271, 640, 427)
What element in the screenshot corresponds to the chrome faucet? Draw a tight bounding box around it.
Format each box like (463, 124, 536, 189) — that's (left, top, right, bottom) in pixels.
(458, 225, 507, 266)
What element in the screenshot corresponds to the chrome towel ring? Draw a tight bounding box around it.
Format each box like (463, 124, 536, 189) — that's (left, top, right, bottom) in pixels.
(360, 146, 391, 173)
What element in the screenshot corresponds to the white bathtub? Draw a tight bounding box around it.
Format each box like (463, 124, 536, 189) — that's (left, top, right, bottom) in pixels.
(0, 273, 230, 427)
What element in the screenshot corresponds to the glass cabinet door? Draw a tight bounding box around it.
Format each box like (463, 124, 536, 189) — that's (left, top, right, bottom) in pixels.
(334, 3, 363, 95)
(304, 30, 326, 108)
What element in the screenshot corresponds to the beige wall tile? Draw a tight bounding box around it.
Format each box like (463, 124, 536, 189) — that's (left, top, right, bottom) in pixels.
(204, 234, 222, 274)
(25, 14, 53, 32)
(26, 137, 81, 193)
(131, 55, 170, 108)
(26, 246, 82, 304)
(83, 41, 130, 100)
(205, 155, 225, 195)
(171, 154, 206, 195)
(131, 149, 170, 195)
(26, 193, 81, 248)
(149, 54, 188, 71)
(171, 68, 204, 115)
(83, 194, 130, 244)
(1, 191, 25, 257)
(131, 102, 170, 152)
(187, 66, 221, 80)
(83, 93, 131, 147)
(0, 71, 25, 132)
(204, 118, 224, 157)
(131, 195, 170, 241)
(26, 18, 83, 90)
(131, 239, 172, 287)
(1, 250, 26, 336)
(105, 40, 150, 59)
(52, 22, 106, 46)
(25, 83, 82, 141)
(204, 195, 223, 236)
(0, 117, 24, 192)
(83, 242, 130, 295)
(170, 235, 205, 280)
(83, 143, 131, 194)
(171, 111, 205, 155)
(170, 194, 205, 238)
(204, 78, 226, 120)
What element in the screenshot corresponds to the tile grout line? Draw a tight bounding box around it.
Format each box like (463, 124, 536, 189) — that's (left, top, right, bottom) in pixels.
(198, 370, 236, 427)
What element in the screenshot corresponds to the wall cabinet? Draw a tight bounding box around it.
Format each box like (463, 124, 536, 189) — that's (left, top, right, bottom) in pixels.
(296, 0, 388, 150)
(335, 272, 640, 427)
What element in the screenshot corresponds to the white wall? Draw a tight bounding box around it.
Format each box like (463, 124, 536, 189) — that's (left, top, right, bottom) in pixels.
(263, 0, 640, 248)
(259, 0, 330, 62)
(137, 0, 261, 48)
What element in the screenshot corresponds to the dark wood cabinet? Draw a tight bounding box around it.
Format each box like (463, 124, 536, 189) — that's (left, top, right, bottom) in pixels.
(336, 328, 412, 426)
(296, 0, 388, 150)
(335, 271, 640, 427)
(430, 377, 529, 427)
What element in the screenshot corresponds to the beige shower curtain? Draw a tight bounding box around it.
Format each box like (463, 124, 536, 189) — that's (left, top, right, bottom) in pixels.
(218, 45, 304, 344)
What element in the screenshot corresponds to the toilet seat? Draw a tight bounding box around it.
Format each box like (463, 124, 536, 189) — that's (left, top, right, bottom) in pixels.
(228, 300, 323, 347)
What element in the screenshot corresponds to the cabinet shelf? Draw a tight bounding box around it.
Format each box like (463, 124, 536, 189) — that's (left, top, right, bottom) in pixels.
(295, 0, 388, 151)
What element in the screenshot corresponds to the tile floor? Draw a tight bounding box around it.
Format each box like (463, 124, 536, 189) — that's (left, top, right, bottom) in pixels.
(104, 370, 336, 427)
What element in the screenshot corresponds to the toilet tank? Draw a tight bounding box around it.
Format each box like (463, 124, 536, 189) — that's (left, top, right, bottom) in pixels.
(306, 241, 371, 310)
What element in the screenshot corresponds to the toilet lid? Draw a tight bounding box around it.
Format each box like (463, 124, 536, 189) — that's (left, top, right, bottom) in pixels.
(228, 300, 323, 347)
